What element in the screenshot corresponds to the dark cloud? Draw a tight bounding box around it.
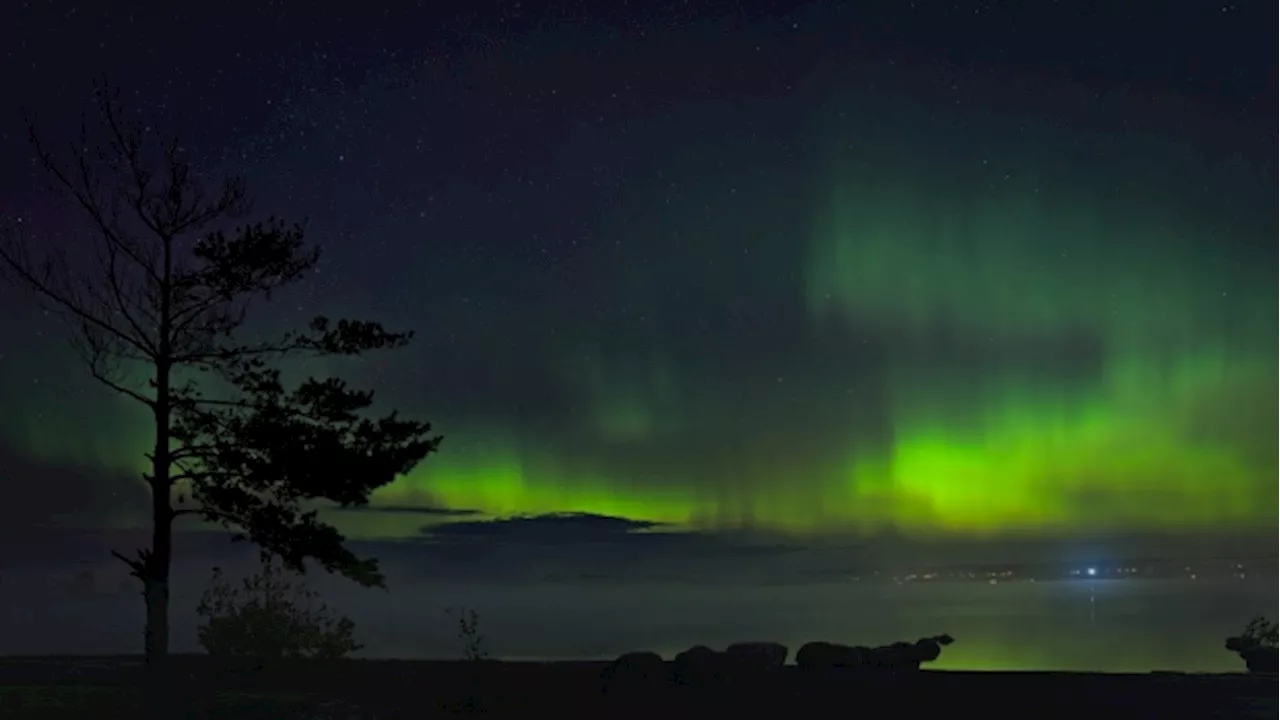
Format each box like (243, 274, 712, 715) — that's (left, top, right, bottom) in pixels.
(382, 512, 826, 585)
(329, 504, 483, 517)
(422, 512, 666, 545)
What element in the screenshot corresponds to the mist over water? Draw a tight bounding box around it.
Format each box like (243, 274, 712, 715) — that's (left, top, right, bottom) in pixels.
(3, 560, 1271, 673)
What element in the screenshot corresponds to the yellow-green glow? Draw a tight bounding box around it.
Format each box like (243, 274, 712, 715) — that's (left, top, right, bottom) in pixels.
(848, 402, 1260, 534)
(7, 116, 1274, 543)
(375, 448, 701, 528)
(353, 151, 1280, 532)
(792, 158, 1271, 537)
(1, 389, 151, 476)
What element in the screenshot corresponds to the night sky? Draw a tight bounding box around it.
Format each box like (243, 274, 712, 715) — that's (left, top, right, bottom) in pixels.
(0, 1, 1275, 661)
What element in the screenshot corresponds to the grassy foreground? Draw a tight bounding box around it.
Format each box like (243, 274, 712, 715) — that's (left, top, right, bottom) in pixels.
(0, 656, 1273, 719)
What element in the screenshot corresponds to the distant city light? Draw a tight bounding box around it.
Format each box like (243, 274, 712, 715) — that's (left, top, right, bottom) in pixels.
(1086, 567, 1097, 577)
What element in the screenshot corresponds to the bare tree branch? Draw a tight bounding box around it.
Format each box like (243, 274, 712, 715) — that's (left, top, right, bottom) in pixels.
(110, 548, 151, 581)
(6, 78, 440, 661)
(84, 358, 154, 408)
(0, 229, 157, 361)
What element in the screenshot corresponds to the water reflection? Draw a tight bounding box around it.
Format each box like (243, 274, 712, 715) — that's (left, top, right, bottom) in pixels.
(350, 577, 1272, 672)
(1, 573, 1272, 673)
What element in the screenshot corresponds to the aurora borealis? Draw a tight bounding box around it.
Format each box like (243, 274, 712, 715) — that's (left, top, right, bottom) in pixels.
(361, 132, 1276, 540)
(0, 2, 1274, 551)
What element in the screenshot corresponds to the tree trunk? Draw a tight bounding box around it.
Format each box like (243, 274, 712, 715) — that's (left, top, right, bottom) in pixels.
(143, 403, 175, 719)
(146, 228, 176, 666)
(145, 378, 174, 663)
(143, 577, 170, 660)
(143, 578, 176, 720)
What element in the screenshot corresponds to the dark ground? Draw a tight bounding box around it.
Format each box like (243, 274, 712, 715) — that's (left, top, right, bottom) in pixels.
(0, 656, 1273, 719)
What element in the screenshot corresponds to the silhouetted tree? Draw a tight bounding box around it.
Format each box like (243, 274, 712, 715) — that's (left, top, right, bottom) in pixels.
(1227, 616, 1278, 650)
(0, 79, 441, 664)
(197, 557, 360, 662)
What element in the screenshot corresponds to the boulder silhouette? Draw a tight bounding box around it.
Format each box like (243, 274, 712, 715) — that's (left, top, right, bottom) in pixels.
(797, 635, 955, 672)
(913, 637, 943, 663)
(912, 634, 954, 664)
(882, 641, 921, 669)
(724, 641, 789, 669)
(796, 641, 863, 669)
(1239, 647, 1278, 674)
(1225, 629, 1277, 675)
(602, 651, 666, 684)
(672, 645, 723, 684)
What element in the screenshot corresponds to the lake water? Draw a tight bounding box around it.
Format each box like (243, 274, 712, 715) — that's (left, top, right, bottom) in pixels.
(359, 578, 1273, 672)
(5, 575, 1272, 673)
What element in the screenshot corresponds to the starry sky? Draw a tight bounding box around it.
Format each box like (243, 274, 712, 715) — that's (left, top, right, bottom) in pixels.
(0, 0, 1275, 575)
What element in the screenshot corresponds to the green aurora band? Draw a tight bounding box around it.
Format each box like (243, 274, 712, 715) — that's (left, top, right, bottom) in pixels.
(5, 111, 1275, 542)
(370, 126, 1277, 538)
(801, 152, 1275, 535)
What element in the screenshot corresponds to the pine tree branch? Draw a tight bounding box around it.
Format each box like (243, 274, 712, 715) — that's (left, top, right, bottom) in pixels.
(171, 506, 244, 527)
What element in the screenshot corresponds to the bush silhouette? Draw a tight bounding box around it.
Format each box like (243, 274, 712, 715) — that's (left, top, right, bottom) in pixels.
(1225, 616, 1278, 674)
(196, 557, 361, 662)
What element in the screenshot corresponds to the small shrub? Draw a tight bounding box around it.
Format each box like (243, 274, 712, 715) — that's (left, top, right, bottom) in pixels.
(196, 556, 362, 662)
(446, 606, 487, 661)
(1225, 616, 1278, 674)
(1239, 614, 1280, 648)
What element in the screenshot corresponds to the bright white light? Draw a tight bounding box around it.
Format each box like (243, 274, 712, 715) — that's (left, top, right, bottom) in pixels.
(1086, 567, 1097, 577)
